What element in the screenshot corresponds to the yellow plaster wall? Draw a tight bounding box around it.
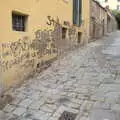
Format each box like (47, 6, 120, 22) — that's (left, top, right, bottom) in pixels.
(0, 0, 90, 90)
(0, 0, 73, 42)
(0, 0, 90, 42)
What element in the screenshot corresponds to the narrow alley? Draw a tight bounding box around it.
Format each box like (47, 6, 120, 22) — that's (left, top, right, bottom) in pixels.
(0, 31, 120, 120)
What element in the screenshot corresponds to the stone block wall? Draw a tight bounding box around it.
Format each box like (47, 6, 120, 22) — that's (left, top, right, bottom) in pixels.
(90, 0, 117, 40)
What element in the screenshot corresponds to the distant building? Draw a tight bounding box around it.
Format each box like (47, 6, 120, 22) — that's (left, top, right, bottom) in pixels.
(100, 0, 120, 10)
(90, 0, 117, 40)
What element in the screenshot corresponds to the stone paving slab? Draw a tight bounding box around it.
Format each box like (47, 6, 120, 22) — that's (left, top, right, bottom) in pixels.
(89, 109, 120, 120)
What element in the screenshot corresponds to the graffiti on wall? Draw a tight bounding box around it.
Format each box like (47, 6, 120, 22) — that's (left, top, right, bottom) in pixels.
(1, 16, 78, 73)
(0, 29, 58, 72)
(46, 16, 60, 27)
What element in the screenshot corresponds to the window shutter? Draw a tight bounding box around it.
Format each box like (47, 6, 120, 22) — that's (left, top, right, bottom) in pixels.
(79, 0, 82, 26)
(73, 0, 82, 26)
(73, 0, 78, 25)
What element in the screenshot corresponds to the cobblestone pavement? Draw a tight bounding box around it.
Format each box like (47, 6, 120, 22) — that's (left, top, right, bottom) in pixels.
(1, 31, 120, 120)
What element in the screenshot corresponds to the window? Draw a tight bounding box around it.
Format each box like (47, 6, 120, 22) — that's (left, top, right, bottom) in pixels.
(117, 5, 120, 10)
(118, 0, 120, 2)
(105, 0, 108, 2)
(106, 5, 109, 9)
(62, 27, 67, 39)
(12, 12, 28, 32)
(73, 0, 82, 26)
(78, 32, 82, 43)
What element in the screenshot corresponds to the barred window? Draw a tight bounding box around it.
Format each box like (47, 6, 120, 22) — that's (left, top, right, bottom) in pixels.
(12, 12, 28, 32)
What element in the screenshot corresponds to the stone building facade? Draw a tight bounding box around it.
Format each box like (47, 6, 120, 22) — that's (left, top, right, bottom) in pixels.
(90, 0, 117, 40)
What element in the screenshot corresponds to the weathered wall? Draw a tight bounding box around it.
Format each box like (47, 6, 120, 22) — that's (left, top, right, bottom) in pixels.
(90, 0, 100, 39)
(0, 0, 73, 42)
(0, 21, 79, 92)
(90, 0, 116, 40)
(0, 0, 90, 92)
(0, 0, 90, 43)
(90, 0, 107, 39)
(107, 12, 117, 33)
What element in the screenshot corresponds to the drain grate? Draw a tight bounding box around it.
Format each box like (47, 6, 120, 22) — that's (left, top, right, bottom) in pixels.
(59, 111, 77, 120)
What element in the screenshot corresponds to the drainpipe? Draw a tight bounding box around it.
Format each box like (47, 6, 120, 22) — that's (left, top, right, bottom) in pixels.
(0, 68, 3, 97)
(0, 48, 4, 97)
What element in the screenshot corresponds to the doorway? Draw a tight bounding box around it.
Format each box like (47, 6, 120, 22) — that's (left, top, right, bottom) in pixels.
(78, 32, 82, 43)
(102, 19, 105, 36)
(62, 27, 67, 39)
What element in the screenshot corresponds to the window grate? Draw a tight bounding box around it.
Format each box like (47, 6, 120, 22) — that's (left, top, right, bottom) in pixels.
(12, 12, 27, 32)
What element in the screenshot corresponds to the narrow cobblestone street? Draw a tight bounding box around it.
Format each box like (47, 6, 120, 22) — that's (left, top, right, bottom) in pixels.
(1, 31, 120, 120)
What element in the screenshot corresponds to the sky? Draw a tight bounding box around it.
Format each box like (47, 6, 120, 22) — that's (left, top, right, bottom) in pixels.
(96, 0, 104, 3)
